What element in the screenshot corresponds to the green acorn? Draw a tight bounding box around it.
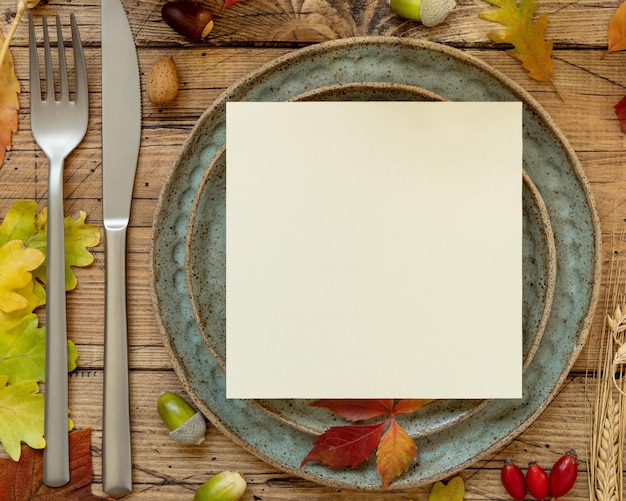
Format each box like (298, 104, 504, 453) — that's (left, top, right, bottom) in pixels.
(193, 471, 247, 501)
(157, 391, 206, 445)
(390, 0, 456, 26)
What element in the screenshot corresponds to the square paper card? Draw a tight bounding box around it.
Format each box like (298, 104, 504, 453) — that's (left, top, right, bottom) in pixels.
(226, 101, 523, 399)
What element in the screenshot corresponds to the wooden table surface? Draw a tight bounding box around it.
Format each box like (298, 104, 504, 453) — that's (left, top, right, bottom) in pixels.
(1, 0, 624, 498)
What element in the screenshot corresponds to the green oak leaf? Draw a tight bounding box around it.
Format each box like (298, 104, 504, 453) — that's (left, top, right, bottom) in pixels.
(0, 200, 38, 247)
(30, 209, 101, 291)
(0, 375, 45, 461)
(0, 314, 78, 384)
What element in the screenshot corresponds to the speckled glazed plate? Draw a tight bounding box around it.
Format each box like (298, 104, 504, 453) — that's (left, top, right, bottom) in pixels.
(151, 37, 600, 489)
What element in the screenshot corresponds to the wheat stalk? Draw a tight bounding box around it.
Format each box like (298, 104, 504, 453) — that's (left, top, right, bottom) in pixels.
(588, 225, 626, 501)
(595, 395, 619, 501)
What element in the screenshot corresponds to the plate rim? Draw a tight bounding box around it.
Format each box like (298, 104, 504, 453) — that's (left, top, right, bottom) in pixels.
(150, 35, 601, 490)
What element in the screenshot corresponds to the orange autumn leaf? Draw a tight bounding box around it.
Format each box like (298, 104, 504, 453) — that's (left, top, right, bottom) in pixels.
(480, 0, 557, 90)
(376, 418, 417, 490)
(0, 29, 19, 167)
(606, 1, 626, 57)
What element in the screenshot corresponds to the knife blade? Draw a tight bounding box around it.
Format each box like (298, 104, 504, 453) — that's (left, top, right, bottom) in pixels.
(101, 0, 141, 494)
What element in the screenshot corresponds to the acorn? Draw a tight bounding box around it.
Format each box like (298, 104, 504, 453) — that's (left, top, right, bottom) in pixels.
(193, 471, 247, 501)
(389, 0, 456, 27)
(157, 391, 206, 445)
(161, 1, 215, 41)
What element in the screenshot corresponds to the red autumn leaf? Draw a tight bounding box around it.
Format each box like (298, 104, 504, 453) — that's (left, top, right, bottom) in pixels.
(301, 422, 386, 469)
(311, 399, 394, 422)
(392, 399, 437, 416)
(0, 428, 111, 501)
(606, 1, 626, 57)
(376, 418, 417, 490)
(615, 95, 626, 134)
(222, 0, 247, 12)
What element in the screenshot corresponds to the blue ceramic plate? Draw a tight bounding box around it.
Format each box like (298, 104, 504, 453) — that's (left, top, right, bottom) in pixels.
(151, 37, 600, 489)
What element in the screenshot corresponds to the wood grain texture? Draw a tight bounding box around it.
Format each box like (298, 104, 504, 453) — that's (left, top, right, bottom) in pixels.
(1, 0, 625, 498)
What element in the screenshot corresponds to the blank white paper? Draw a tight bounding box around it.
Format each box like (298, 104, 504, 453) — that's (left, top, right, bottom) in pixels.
(225, 101, 523, 399)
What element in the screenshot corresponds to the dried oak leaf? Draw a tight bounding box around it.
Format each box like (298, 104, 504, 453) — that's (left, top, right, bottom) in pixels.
(479, 0, 557, 90)
(0, 29, 19, 167)
(428, 476, 465, 501)
(0, 428, 112, 500)
(606, 1, 626, 57)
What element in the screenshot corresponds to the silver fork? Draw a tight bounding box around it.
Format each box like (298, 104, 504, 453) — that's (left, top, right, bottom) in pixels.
(29, 13, 89, 488)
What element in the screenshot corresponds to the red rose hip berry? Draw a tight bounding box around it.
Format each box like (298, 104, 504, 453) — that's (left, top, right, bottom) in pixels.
(501, 459, 527, 500)
(526, 460, 549, 500)
(549, 449, 578, 498)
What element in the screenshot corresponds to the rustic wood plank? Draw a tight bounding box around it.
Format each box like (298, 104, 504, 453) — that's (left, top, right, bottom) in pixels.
(1, 0, 619, 48)
(2, 0, 626, 497)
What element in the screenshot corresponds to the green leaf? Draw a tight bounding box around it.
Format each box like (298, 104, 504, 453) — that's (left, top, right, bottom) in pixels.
(0, 375, 45, 461)
(0, 200, 38, 247)
(30, 209, 101, 291)
(0, 314, 78, 384)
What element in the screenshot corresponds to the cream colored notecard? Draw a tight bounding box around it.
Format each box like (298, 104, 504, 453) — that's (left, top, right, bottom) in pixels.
(225, 101, 523, 399)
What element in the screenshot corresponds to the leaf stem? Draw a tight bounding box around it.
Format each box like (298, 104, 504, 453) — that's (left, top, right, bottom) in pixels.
(0, 7, 24, 70)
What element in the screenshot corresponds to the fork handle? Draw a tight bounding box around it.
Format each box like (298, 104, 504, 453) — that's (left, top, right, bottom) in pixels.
(43, 158, 70, 487)
(102, 224, 132, 494)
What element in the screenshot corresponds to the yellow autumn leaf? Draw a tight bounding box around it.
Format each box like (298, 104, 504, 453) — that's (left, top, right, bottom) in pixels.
(0, 29, 19, 167)
(428, 476, 465, 501)
(480, 0, 557, 92)
(0, 240, 44, 313)
(0, 280, 42, 332)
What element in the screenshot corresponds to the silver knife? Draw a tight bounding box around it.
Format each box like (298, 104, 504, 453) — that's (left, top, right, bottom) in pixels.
(101, 0, 141, 494)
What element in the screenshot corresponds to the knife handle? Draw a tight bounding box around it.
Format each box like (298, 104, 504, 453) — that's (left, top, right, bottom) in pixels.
(43, 159, 70, 487)
(102, 224, 132, 494)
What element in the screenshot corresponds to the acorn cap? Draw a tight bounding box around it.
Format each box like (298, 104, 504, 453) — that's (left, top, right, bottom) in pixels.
(420, 0, 456, 27)
(169, 411, 206, 445)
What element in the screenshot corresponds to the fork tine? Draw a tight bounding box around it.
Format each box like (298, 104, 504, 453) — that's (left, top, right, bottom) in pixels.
(55, 15, 69, 102)
(70, 13, 87, 106)
(28, 13, 41, 102)
(42, 16, 54, 102)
